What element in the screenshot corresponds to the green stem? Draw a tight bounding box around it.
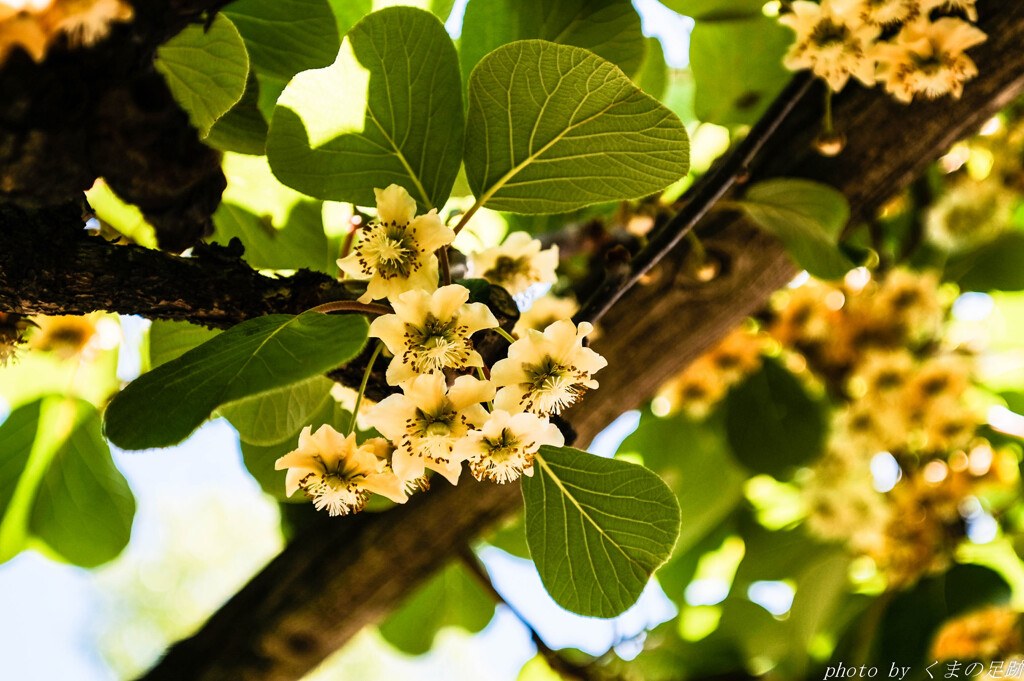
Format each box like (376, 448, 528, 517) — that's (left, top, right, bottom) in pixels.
(475, 367, 494, 410)
(685, 231, 706, 264)
(349, 342, 383, 435)
(823, 86, 834, 134)
(494, 327, 516, 344)
(452, 199, 483, 236)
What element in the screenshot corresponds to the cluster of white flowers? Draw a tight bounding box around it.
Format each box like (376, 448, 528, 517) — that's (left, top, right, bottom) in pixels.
(276, 185, 605, 516)
(779, 0, 987, 102)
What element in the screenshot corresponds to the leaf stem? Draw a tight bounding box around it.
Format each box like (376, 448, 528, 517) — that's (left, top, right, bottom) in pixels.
(494, 327, 516, 344)
(439, 246, 452, 287)
(308, 300, 392, 316)
(475, 367, 494, 410)
(349, 342, 383, 435)
(452, 199, 483, 236)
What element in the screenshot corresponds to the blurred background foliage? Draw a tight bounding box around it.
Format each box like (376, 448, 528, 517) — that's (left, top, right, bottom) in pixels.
(3, 0, 1024, 680)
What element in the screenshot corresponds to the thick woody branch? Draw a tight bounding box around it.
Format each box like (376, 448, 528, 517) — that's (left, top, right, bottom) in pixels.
(134, 4, 1024, 680)
(0, 200, 359, 328)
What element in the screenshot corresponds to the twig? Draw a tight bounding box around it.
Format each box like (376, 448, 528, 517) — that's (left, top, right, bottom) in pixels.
(573, 73, 815, 325)
(457, 547, 605, 681)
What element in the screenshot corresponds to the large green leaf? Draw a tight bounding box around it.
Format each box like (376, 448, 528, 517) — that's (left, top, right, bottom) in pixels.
(220, 376, 333, 446)
(29, 400, 135, 568)
(223, 0, 340, 81)
(459, 0, 645, 86)
(522, 445, 680, 617)
(464, 40, 690, 214)
(0, 401, 40, 523)
(379, 560, 496, 655)
(267, 6, 464, 210)
(328, 0, 372, 35)
(617, 409, 746, 556)
(636, 37, 668, 101)
(154, 14, 249, 137)
(210, 200, 330, 272)
(659, 0, 765, 19)
(148, 320, 221, 369)
(736, 179, 854, 280)
(0, 399, 135, 568)
(105, 312, 369, 450)
(205, 72, 270, 156)
(722, 357, 826, 478)
(689, 16, 791, 125)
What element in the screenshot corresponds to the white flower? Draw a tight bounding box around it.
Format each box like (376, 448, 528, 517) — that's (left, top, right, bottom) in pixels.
(874, 18, 987, 103)
(453, 410, 564, 484)
(369, 284, 499, 386)
(779, 0, 881, 91)
(274, 425, 407, 516)
(467, 231, 559, 296)
(338, 185, 455, 303)
(513, 293, 579, 338)
(491, 320, 607, 416)
(369, 374, 494, 485)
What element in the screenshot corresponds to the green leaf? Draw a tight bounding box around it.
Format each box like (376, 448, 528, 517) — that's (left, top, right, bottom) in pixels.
(267, 6, 464, 210)
(85, 181, 157, 248)
(327, 0, 372, 35)
(205, 72, 270, 156)
(459, 0, 646, 86)
(522, 445, 681, 617)
(636, 37, 668, 101)
(736, 179, 854, 279)
(210, 200, 330, 272)
(689, 16, 791, 125)
(0, 401, 41, 523)
(105, 312, 369, 450)
(464, 40, 690, 214)
(617, 409, 746, 556)
(722, 357, 826, 478)
(148, 320, 221, 369)
(223, 0, 340, 81)
(220, 376, 333, 446)
(659, 0, 765, 19)
(154, 14, 250, 137)
(239, 397, 351, 500)
(379, 560, 495, 655)
(949, 231, 1024, 292)
(29, 400, 135, 568)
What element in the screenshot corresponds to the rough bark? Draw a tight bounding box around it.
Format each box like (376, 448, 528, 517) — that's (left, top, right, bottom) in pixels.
(131, 4, 1024, 680)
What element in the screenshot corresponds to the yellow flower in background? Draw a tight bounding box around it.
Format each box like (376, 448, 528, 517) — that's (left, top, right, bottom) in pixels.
(492, 320, 607, 417)
(274, 425, 407, 516)
(874, 17, 988, 103)
(369, 373, 494, 485)
(512, 293, 578, 338)
(932, 606, 1023, 662)
(837, 0, 920, 26)
(30, 312, 118, 361)
(467, 231, 559, 296)
(0, 0, 131, 65)
(779, 0, 880, 92)
(338, 185, 455, 304)
(369, 284, 498, 386)
(453, 409, 564, 484)
(922, 0, 978, 21)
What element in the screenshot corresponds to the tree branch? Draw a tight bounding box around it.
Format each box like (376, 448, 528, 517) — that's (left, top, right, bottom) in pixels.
(0, 200, 360, 328)
(132, 3, 1024, 678)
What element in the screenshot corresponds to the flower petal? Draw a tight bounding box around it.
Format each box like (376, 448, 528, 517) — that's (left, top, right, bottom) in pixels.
(375, 184, 417, 225)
